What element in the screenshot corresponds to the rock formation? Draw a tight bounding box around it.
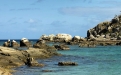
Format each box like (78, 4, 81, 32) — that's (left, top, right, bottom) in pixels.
(58, 61, 78, 66)
(79, 41, 96, 47)
(87, 14, 121, 41)
(25, 57, 44, 67)
(72, 36, 81, 42)
(53, 44, 70, 50)
(33, 39, 56, 51)
(3, 39, 11, 47)
(20, 38, 32, 47)
(0, 46, 60, 74)
(40, 33, 72, 42)
(11, 40, 20, 48)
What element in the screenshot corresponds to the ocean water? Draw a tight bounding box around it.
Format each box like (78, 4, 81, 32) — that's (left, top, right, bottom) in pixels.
(0, 40, 121, 75)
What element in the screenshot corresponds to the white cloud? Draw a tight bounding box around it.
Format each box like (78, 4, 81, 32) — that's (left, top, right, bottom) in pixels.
(28, 19, 35, 23)
(59, 7, 121, 16)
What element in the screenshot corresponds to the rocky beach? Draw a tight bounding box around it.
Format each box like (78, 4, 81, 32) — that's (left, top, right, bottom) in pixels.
(0, 14, 121, 75)
(0, 39, 60, 75)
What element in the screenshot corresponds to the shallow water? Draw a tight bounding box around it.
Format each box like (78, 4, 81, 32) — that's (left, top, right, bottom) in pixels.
(12, 45, 121, 75)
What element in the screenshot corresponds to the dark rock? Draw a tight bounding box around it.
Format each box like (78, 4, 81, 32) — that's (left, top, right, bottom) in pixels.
(42, 70, 53, 72)
(54, 44, 70, 50)
(79, 41, 96, 48)
(25, 57, 44, 67)
(58, 61, 78, 66)
(20, 38, 32, 47)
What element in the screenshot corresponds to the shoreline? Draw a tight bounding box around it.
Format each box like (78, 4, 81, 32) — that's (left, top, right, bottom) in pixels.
(0, 39, 121, 75)
(0, 46, 60, 75)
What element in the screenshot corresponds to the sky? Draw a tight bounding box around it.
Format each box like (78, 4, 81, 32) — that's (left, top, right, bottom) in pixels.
(0, 0, 121, 39)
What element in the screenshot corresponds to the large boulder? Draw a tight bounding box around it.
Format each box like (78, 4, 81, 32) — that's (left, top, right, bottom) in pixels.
(54, 33, 72, 42)
(3, 39, 11, 47)
(72, 36, 80, 42)
(33, 40, 56, 50)
(11, 40, 20, 48)
(20, 38, 32, 47)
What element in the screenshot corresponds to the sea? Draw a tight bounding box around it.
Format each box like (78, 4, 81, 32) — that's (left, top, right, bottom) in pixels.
(0, 39, 121, 75)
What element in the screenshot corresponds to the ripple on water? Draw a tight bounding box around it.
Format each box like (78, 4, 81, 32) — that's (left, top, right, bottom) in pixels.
(13, 46, 121, 75)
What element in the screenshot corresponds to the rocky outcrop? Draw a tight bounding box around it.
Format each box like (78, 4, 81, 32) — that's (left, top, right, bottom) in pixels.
(11, 40, 20, 48)
(58, 61, 78, 66)
(79, 41, 96, 47)
(87, 14, 121, 41)
(20, 38, 32, 47)
(54, 33, 72, 42)
(72, 36, 81, 42)
(33, 40, 56, 51)
(3, 39, 11, 47)
(0, 46, 60, 74)
(40, 33, 72, 42)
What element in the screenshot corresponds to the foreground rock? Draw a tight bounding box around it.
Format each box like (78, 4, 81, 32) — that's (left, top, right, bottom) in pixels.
(0, 46, 60, 74)
(58, 61, 78, 66)
(0, 67, 12, 75)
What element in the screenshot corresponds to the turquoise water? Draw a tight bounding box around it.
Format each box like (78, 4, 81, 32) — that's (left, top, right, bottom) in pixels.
(0, 40, 121, 75)
(12, 45, 121, 75)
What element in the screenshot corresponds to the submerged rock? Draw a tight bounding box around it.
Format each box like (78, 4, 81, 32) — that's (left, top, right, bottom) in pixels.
(58, 61, 78, 66)
(42, 70, 53, 72)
